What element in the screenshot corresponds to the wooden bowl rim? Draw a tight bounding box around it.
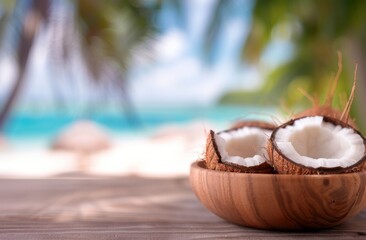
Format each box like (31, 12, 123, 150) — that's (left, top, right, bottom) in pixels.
(191, 160, 366, 180)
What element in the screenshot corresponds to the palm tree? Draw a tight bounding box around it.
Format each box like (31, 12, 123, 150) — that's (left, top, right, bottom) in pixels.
(243, 0, 365, 107)
(208, 0, 366, 129)
(0, 0, 49, 132)
(0, 0, 161, 132)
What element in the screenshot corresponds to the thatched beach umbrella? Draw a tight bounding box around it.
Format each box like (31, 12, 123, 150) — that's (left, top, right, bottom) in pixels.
(52, 120, 112, 170)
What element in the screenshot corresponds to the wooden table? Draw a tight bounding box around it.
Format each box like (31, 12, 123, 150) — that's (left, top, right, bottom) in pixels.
(0, 176, 365, 239)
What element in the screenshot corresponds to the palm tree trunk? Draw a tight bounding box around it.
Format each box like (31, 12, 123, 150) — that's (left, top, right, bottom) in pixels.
(0, 0, 49, 132)
(0, 59, 27, 131)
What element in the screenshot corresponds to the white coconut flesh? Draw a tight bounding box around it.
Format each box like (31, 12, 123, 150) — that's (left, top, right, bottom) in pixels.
(214, 127, 272, 167)
(274, 116, 365, 169)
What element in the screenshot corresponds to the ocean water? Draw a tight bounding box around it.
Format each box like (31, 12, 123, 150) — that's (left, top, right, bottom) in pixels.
(3, 105, 276, 148)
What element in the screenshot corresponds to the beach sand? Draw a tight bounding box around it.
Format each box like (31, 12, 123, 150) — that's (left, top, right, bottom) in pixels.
(0, 122, 209, 178)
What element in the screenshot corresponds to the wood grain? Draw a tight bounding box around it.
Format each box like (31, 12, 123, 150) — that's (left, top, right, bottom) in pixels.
(0, 173, 365, 239)
(190, 161, 366, 230)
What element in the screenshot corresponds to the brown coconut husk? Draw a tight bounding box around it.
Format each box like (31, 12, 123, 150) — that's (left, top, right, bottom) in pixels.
(205, 121, 275, 174)
(230, 120, 276, 131)
(268, 116, 366, 175)
(294, 52, 357, 128)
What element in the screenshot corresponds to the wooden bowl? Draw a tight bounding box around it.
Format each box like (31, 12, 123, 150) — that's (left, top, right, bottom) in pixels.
(190, 161, 366, 230)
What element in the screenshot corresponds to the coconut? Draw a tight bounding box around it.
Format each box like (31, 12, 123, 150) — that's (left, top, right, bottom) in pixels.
(268, 116, 366, 175)
(205, 121, 275, 173)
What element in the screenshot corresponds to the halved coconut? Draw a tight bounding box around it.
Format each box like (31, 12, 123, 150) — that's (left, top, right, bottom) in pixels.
(205, 122, 275, 173)
(268, 116, 366, 174)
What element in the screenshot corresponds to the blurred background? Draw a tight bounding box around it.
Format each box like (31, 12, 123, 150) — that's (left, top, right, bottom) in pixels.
(0, 0, 365, 177)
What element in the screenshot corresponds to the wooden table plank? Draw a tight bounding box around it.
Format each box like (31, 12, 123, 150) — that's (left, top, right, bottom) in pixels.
(0, 177, 365, 239)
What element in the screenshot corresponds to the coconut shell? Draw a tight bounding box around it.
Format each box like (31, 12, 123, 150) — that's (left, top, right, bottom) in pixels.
(205, 128, 275, 174)
(268, 116, 366, 175)
(230, 120, 276, 131)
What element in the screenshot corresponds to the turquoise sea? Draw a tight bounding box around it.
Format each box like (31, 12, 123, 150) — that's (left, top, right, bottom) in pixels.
(4, 106, 276, 147)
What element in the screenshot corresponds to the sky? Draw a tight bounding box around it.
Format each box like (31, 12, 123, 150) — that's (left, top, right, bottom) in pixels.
(0, 0, 293, 110)
(129, 0, 258, 107)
